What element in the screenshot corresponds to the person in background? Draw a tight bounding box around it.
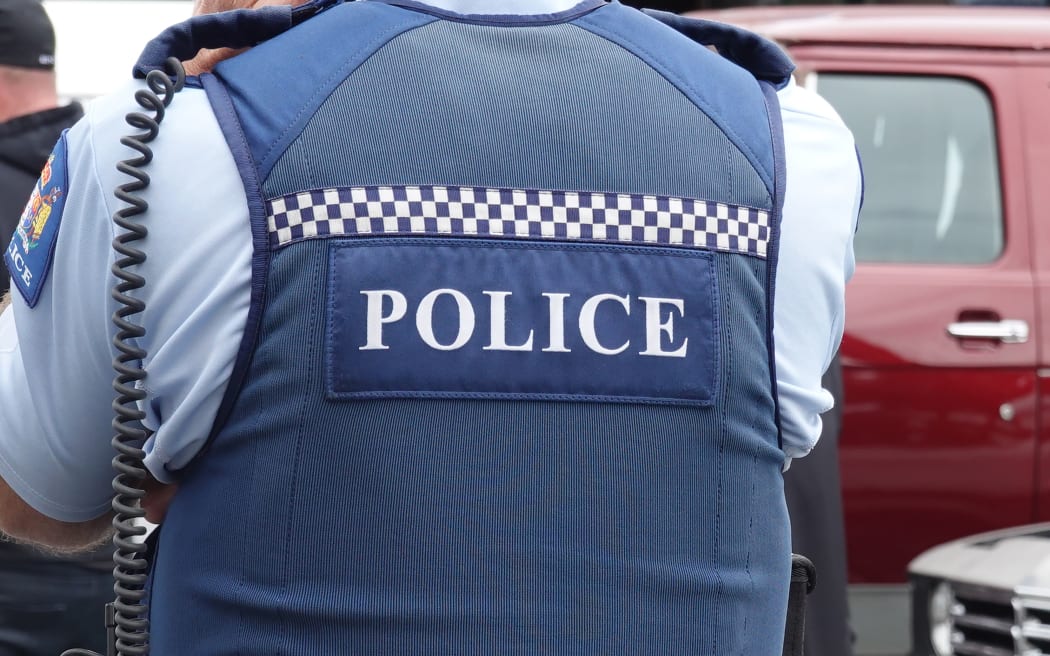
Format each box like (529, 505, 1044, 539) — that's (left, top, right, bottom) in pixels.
(0, 0, 82, 295)
(0, 2, 110, 654)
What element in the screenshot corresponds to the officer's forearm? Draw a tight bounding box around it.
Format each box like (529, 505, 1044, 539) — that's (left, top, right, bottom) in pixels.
(0, 292, 113, 550)
(0, 476, 113, 553)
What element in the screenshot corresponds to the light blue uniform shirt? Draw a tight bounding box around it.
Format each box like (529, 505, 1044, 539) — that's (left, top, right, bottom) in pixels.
(0, 0, 861, 522)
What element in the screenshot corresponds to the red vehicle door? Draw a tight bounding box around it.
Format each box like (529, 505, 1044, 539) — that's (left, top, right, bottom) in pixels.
(796, 50, 1040, 588)
(1022, 61, 1050, 526)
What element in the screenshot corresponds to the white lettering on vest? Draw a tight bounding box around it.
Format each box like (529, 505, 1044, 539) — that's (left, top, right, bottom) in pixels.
(358, 288, 690, 357)
(579, 294, 630, 356)
(541, 292, 571, 353)
(638, 296, 688, 358)
(417, 288, 475, 351)
(359, 290, 407, 350)
(483, 291, 534, 351)
(6, 241, 31, 287)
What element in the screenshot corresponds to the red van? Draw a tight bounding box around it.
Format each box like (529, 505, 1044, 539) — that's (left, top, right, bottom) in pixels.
(688, 6, 1050, 654)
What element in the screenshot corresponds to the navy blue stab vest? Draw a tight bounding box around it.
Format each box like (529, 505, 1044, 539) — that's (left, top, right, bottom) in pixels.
(145, 1, 794, 653)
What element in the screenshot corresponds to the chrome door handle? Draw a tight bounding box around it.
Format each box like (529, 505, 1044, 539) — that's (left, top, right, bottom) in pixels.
(946, 319, 1029, 344)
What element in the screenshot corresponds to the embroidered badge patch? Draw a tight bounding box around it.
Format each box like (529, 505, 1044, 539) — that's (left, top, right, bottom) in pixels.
(326, 238, 720, 406)
(5, 132, 68, 308)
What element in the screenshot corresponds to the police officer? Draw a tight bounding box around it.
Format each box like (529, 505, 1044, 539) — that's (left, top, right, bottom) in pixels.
(0, 0, 860, 653)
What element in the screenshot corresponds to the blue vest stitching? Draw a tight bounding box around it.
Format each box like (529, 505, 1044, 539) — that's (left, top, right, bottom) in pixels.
(257, 8, 439, 177)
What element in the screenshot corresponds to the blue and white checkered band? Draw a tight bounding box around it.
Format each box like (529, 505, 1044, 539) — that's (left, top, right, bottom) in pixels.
(267, 186, 771, 258)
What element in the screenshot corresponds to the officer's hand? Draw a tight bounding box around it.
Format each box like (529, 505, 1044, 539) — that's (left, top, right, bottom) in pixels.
(183, 1, 313, 74)
(141, 476, 178, 524)
(182, 47, 246, 76)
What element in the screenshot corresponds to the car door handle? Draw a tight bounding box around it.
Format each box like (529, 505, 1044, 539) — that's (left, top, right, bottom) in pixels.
(946, 319, 1029, 344)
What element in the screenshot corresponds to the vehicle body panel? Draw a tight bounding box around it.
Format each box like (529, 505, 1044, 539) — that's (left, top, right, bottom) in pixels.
(909, 523, 1050, 656)
(808, 55, 1040, 586)
(719, 15, 1047, 586)
(698, 6, 1050, 51)
(1021, 64, 1050, 524)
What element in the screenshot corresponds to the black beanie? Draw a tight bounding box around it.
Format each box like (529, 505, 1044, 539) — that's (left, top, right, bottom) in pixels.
(0, 0, 54, 70)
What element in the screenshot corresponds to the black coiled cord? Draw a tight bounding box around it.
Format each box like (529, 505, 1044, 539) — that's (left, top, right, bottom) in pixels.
(62, 56, 185, 656)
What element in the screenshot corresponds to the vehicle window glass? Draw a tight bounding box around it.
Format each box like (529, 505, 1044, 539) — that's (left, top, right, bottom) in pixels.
(816, 74, 1003, 265)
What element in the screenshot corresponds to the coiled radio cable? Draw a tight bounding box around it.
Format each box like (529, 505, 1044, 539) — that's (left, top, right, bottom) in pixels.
(62, 55, 185, 656)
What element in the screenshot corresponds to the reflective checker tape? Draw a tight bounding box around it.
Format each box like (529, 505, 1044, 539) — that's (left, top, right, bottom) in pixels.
(267, 185, 770, 257)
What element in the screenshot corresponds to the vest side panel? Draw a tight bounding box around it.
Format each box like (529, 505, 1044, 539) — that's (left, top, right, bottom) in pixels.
(760, 80, 788, 445)
(196, 72, 272, 459)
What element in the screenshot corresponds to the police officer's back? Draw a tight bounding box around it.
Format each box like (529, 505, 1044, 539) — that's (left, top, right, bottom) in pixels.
(0, 1, 861, 653)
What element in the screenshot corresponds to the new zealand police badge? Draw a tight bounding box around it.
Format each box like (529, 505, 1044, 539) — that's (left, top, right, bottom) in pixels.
(4, 132, 69, 308)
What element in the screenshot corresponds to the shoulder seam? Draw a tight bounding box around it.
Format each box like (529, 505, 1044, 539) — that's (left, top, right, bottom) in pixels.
(257, 8, 440, 177)
(569, 19, 774, 202)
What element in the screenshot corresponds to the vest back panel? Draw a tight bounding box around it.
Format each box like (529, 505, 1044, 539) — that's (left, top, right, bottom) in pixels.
(149, 2, 790, 654)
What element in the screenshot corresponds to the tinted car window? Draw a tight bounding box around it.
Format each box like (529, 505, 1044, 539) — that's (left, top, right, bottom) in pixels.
(816, 74, 1003, 265)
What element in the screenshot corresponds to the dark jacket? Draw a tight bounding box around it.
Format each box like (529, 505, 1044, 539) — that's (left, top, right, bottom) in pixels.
(0, 101, 108, 569)
(0, 102, 83, 296)
(784, 354, 855, 656)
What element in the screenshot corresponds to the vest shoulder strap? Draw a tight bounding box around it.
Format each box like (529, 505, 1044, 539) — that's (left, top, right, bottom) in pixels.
(641, 9, 795, 89)
(133, 0, 342, 77)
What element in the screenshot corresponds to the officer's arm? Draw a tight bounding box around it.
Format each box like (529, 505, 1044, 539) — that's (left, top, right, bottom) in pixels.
(1, 81, 252, 545)
(0, 475, 112, 552)
(0, 116, 123, 548)
(0, 289, 116, 545)
(774, 77, 862, 460)
(0, 298, 114, 550)
(0, 288, 110, 548)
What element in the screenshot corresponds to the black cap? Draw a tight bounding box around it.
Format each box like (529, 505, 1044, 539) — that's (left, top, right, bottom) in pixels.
(0, 0, 54, 70)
